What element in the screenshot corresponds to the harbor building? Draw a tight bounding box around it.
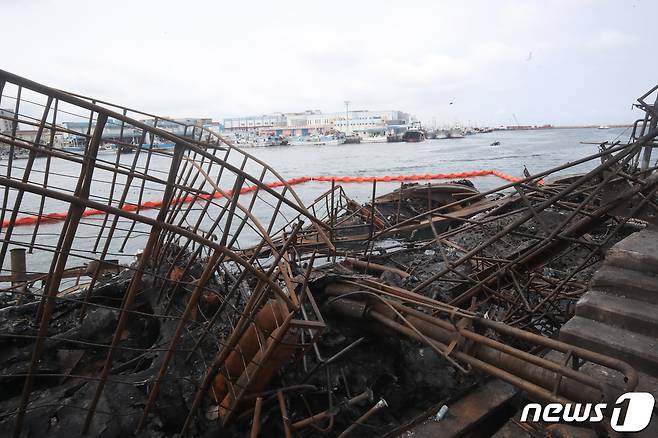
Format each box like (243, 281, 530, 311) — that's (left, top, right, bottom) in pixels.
(62, 117, 217, 147)
(223, 114, 286, 131)
(222, 109, 412, 136)
(333, 110, 412, 134)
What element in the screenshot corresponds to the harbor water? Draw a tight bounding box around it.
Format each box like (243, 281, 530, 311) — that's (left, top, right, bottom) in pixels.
(0, 127, 631, 276)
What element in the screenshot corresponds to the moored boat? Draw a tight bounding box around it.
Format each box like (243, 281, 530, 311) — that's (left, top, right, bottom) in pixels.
(402, 129, 425, 143)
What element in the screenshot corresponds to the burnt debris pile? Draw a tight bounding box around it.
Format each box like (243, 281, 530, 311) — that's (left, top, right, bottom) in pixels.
(1, 71, 657, 437)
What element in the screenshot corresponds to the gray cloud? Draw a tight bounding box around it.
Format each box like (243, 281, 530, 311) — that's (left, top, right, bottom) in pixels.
(1, 0, 655, 126)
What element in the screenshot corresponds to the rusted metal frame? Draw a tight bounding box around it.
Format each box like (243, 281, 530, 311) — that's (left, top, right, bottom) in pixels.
(28, 98, 58, 253)
(609, 163, 658, 210)
(0, 70, 216, 162)
(364, 306, 581, 405)
(228, 166, 268, 246)
(266, 186, 290, 235)
(0, 73, 246, 200)
(250, 396, 263, 438)
(11, 112, 107, 438)
(183, 239, 271, 363)
(362, 180, 378, 273)
(157, 166, 271, 303)
(146, 160, 196, 264)
(427, 217, 511, 304)
(0, 267, 234, 330)
(638, 90, 658, 171)
(507, 269, 532, 312)
(161, 145, 199, 228)
(0, 110, 95, 142)
(205, 129, 331, 239)
(179, 222, 303, 435)
(336, 398, 387, 438)
(153, 154, 218, 273)
(414, 211, 522, 261)
(507, 227, 603, 249)
(0, 133, 179, 192)
(91, 111, 125, 253)
(154, 152, 245, 271)
(394, 182, 404, 226)
(375, 141, 642, 240)
(450, 321, 617, 397)
(515, 237, 601, 293)
(330, 292, 472, 372)
(413, 141, 646, 296)
(81, 143, 186, 433)
(301, 335, 365, 385)
(5, 70, 346, 253)
(60, 89, 200, 140)
(330, 179, 335, 252)
(221, 311, 297, 426)
(0, 109, 77, 142)
(0, 96, 53, 268)
(136, 249, 223, 432)
(77, 129, 149, 320)
(298, 376, 335, 433)
(523, 190, 601, 220)
(506, 163, 658, 303)
(160, 150, 212, 243)
(530, 179, 658, 313)
(334, 278, 474, 317)
(117, 120, 163, 252)
(513, 183, 553, 235)
(292, 390, 372, 430)
(198, 135, 334, 245)
(161, 175, 245, 314)
(474, 316, 638, 390)
(0, 176, 291, 306)
(0, 84, 21, 239)
(277, 388, 294, 438)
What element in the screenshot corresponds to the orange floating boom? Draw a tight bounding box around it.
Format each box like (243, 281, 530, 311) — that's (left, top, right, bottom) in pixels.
(2, 170, 524, 228)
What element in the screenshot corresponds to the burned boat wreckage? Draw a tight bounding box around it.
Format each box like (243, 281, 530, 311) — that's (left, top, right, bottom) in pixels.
(0, 69, 657, 437)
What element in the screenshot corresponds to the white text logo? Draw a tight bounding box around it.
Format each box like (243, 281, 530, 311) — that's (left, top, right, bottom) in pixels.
(520, 392, 654, 433)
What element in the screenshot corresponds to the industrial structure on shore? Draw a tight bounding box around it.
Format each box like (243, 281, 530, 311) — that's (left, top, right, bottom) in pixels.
(223, 109, 414, 136)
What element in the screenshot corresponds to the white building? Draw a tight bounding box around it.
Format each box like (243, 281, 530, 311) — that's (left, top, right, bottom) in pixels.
(223, 109, 412, 135)
(223, 114, 286, 130)
(333, 110, 411, 134)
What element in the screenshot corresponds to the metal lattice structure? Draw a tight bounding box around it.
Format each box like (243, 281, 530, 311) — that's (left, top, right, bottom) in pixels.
(1, 69, 657, 437)
(0, 69, 330, 436)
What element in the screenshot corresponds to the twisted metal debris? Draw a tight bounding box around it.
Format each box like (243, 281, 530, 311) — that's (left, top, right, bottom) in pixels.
(0, 70, 657, 437)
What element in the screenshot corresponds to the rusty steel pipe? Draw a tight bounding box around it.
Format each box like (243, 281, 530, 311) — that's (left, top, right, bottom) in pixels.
(329, 297, 634, 406)
(250, 397, 263, 438)
(336, 398, 388, 438)
(292, 390, 373, 430)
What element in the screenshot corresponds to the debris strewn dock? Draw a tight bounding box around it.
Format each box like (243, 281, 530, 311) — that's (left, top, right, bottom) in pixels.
(0, 70, 657, 437)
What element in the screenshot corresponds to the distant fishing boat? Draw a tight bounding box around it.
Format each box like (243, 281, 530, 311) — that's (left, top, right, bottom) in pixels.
(598, 125, 610, 129)
(402, 129, 425, 143)
(359, 135, 387, 144)
(434, 128, 465, 139)
(134, 141, 176, 151)
(448, 129, 465, 139)
(63, 145, 85, 154)
(288, 135, 344, 146)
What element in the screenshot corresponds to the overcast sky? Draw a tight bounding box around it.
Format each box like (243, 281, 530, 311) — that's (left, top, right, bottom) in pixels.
(1, 0, 655, 126)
